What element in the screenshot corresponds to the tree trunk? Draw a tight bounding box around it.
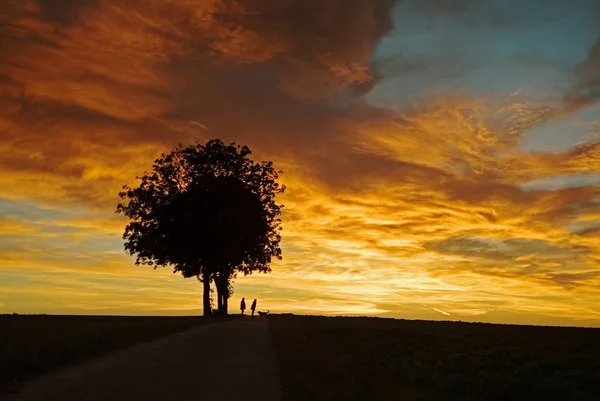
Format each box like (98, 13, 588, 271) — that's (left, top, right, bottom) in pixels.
(202, 274, 212, 317)
(217, 281, 223, 314)
(215, 274, 229, 316)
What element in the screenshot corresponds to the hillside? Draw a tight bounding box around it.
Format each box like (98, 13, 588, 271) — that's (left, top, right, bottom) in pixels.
(270, 314, 600, 401)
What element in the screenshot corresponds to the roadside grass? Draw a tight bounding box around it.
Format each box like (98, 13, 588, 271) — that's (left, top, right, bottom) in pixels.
(270, 314, 600, 401)
(0, 314, 213, 389)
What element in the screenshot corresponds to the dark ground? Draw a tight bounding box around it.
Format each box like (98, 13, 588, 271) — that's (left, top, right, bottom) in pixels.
(0, 314, 211, 391)
(4, 313, 600, 401)
(4, 317, 280, 401)
(270, 314, 600, 401)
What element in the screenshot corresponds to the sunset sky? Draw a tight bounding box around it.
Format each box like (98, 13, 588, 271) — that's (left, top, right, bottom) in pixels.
(1, 0, 600, 327)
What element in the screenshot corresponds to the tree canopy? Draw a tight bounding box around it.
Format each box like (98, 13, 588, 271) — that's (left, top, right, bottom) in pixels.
(116, 139, 285, 315)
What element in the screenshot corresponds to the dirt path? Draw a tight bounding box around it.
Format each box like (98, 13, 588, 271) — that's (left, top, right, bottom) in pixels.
(7, 317, 281, 401)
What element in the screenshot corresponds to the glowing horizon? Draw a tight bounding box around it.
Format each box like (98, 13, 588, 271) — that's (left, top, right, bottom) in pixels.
(1, 0, 599, 327)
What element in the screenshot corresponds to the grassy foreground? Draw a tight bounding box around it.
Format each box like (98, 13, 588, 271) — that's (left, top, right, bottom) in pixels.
(270, 314, 600, 401)
(0, 314, 210, 388)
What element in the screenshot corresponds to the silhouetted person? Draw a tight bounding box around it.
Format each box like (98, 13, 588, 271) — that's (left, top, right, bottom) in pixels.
(251, 299, 257, 316)
(240, 297, 246, 315)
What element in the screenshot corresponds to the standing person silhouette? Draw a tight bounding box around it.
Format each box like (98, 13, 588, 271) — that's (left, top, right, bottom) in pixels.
(251, 299, 257, 316)
(240, 297, 246, 315)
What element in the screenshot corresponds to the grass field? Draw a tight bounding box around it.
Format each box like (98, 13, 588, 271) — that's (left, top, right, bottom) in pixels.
(270, 314, 600, 401)
(0, 314, 211, 389)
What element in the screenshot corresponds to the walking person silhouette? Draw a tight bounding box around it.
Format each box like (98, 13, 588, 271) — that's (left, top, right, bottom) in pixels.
(240, 297, 246, 315)
(251, 299, 257, 316)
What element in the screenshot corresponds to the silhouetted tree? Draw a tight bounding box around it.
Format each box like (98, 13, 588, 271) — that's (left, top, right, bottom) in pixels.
(116, 139, 285, 316)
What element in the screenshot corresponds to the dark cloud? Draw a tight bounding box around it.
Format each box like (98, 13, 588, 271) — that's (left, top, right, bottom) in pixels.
(564, 40, 600, 112)
(0, 0, 400, 205)
(426, 237, 498, 258)
(37, 0, 97, 25)
(550, 272, 600, 289)
(167, 0, 399, 99)
(574, 227, 600, 237)
(426, 236, 588, 262)
(404, 0, 474, 15)
(404, 0, 597, 28)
